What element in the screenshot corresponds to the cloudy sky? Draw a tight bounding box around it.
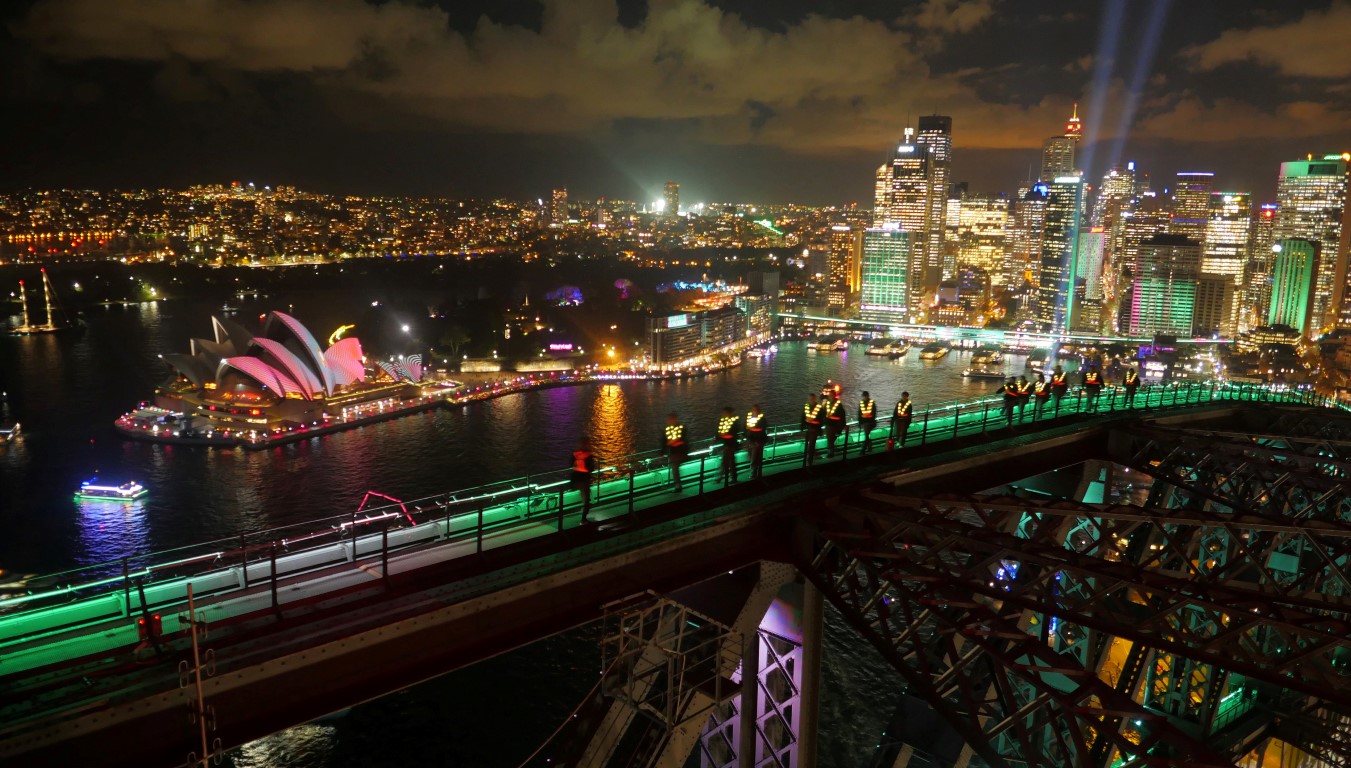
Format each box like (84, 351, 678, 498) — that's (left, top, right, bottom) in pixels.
(1, 0, 1348, 203)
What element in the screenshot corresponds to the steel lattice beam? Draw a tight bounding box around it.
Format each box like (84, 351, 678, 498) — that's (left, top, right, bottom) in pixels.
(801, 485, 1351, 767)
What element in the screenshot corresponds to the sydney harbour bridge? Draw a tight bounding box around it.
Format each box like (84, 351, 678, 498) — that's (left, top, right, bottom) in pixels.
(0, 382, 1348, 767)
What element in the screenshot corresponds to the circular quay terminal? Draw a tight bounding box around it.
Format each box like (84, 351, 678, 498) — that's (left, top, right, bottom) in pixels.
(4, 2, 1351, 768)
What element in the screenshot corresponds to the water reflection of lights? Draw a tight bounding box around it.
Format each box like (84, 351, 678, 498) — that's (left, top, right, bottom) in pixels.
(76, 498, 150, 566)
(589, 384, 632, 458)
(231, 723, 338, 767)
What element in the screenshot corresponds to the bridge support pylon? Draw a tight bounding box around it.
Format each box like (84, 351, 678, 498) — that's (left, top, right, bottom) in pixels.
(576, 562, 823, 768)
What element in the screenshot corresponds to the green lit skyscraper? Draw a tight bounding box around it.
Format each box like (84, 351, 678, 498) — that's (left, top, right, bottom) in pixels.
(1035, 175, 1084, 333)
(859, 227, 910, 324)
(1273, 155, 1349, 334)
(1129, 234, 1201, 337)
(1268, 238, 1319, 335)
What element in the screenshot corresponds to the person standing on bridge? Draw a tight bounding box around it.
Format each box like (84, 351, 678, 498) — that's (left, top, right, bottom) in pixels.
(1050, 365, 1069, 415)
(663, 412, 689, 492)
(1033, 373, 1051, 420)
(1122, 366, 1141, 408)
(892, 392, 913, 447)
(1000, 377, 1020, 428)
(822, 389, 846, 457)
(1083, 365, 1104, 412)
(745, 404, 767, 479)
(570, 437, 597, 522)
(717, 407, 740, 485)
(802, 393, 823, 466)
(1017, 376, 1032, 422)
(857, 391, 877, 453)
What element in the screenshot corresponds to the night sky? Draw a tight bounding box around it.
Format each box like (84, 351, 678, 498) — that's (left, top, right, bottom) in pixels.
(1, 0, 1347, 203)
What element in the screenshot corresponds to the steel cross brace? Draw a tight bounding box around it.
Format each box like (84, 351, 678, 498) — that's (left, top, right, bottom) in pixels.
(1111, 433, 1351, 599)
(807, 533, 1234, 768)
(1117, 432, 1350, 523)
(1125, 425, 1351, 487)
(839, 491, 1351, 703)
(911, 493, 1351, 606)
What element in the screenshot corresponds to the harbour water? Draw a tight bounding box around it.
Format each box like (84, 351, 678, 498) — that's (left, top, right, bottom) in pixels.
(0, 296, 1033, 766)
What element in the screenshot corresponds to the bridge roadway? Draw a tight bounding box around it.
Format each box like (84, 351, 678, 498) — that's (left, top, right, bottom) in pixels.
(0, 383, 1328, 767)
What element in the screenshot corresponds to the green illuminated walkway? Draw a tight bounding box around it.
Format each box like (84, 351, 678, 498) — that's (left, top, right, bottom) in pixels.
(0, 381, 1332, 740)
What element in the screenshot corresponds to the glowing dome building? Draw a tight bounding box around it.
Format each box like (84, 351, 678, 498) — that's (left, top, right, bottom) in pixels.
(155, 311, 419, 434)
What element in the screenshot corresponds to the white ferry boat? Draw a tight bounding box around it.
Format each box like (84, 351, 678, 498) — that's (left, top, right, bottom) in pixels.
(919, 343, 949, 360)
(970, 346, 1004, 366)
(75, 480, 148, 502)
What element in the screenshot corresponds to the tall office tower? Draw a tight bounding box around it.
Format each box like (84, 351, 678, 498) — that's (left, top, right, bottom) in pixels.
(1040, 103, 1082, 179)
(826, 225, 862, 315)
(1272, 154, 1350, 333)
(872, 163, 891, 226)
(1118, 190, 1167, 277)
(859, 227, 911, 323)
(1242, 203, 1279, 329)
(550, 188, 569, 227)
(956, 196, 1010, 286)
(1203, 192, 1251, 280)
(1129, 234, 1201, 336)
(943, 183, 966, 281)
(885, 127, 932, 308)
(1076, 227, 1106, 300)
(1035, 176, 1085, 333)
(662, 181, 680, 218)
(1169, 172, 1215, 242)
(915, 115, 954, 290)
(1194, 276, 1237, 337)
(1268, 238, 1320, 334)
(1006, 184, 1048, 289)
(1091, 163, 1137, 228)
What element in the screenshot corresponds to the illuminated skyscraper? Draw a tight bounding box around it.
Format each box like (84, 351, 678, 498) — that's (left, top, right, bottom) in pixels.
(1118, 190, 1167, 278)
(956, 196, 1010, 286)
(1268, 238, 1319, 335)
(826, 225, 862, 315)
(1040, 103, 1082, 179)
(1091, 163, 1137, 229)
(1169, 172, 1215, 242)
(1076, 227, 1106, 300)
(882, 128, 931, 308)
(1194, 276, 1236, 338)
(1242, 203, 1279, 329)
(663, 181, 680, 218)
(1203, 192, 1251, 280)
(550, 188, 569, 227)
(916, 115, 954, 290)
(859, 227, 911, 324)
(872, 163, 891, 227)
(1274, 155, 1349, 334)
(1129, 234, 1201, 337)
(1035, 176, 1084, 333)
(1005, 184, 1048, 289)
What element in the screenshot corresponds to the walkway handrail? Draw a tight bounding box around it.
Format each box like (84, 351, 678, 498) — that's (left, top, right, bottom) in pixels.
(0, 380, 1333, 628)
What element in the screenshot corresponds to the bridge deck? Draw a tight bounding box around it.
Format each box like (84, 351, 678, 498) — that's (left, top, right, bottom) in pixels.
(0, 383, 1330, 766)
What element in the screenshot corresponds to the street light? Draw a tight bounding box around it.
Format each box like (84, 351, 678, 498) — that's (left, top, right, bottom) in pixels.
(401, 324, 410, 333)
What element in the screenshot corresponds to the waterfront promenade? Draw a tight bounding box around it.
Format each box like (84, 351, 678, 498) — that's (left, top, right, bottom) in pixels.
(114, 358, 743, 450)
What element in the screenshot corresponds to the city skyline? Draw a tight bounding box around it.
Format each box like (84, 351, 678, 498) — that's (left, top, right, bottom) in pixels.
(1, 1, 1349, 202)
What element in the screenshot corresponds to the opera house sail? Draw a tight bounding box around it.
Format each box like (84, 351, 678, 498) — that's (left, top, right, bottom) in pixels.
(148, 311, 424, 438)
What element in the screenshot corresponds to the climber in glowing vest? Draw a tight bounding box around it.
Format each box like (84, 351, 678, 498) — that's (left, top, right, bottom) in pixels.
(663, 412, 689, 492)
(717, 407, 740, 485)
(745, 404, 767, 479)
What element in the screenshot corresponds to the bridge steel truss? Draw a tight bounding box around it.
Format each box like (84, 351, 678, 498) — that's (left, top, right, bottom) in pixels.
(799, 408, 1351, 768)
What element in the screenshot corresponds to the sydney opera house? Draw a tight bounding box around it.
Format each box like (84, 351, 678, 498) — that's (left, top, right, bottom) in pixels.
(151, 311, 424, 435)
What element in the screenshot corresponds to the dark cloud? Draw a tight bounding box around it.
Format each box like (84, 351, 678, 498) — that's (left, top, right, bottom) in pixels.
(0, 0, 1346, 202)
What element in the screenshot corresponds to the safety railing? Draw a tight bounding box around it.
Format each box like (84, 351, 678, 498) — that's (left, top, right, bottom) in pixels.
(0, 380, 1331, 650)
